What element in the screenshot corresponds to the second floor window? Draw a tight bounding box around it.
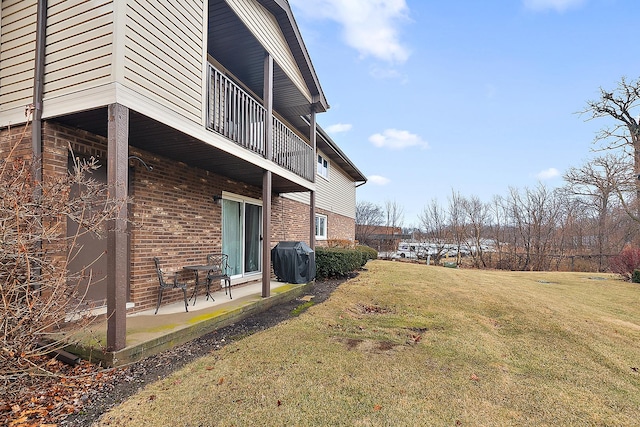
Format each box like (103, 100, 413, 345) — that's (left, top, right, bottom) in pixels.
(317, 154, 329, 179)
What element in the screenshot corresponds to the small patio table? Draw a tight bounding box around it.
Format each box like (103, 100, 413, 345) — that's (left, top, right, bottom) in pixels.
(183, 265, 216, 304)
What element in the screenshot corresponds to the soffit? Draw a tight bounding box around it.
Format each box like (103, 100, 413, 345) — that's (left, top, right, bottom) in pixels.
(53, 108, 311, 194)
(207, 0, 316, 129)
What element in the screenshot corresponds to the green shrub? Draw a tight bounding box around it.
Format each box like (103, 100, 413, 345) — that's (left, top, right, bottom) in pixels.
(632, 269, 640, 284)
(315, 247, 363, 280)
(355, 245, 378, 266)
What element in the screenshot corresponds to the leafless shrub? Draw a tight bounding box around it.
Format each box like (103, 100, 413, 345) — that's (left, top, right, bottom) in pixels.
(609, 244, 640, 281)
(1, 122, 124, 381)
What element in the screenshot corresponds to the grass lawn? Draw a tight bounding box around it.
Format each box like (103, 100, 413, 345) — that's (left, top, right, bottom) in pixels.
(96, 261, 640, 426)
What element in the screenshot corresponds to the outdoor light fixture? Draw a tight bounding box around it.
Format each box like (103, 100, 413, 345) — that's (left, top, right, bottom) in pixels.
(128, 155, 153, 171)
(213, 195, 223, 205)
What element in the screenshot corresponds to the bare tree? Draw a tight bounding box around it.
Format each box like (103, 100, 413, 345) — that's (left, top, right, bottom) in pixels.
(355, 201, 384, 246)
(384, 199, 404, 231)
(419, 199, 449, 264)
(488, 195, 509, 268)
(563, 153, 633, 270)
(529, 184, 563, 270)
(551, 191, 578, 270)
(504, 186, 528, 269)
(505, 184, 562, 271)
(461, 195, 491, 268)
(448, 190, 467, 264)
(580, 76, 640, 217)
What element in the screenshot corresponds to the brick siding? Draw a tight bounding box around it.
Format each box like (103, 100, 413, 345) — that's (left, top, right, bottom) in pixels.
(271, 196, 311, 243)
(2, 121, 356, 313)
(273, 197, 356, 246)
(0, 122, 33, 159)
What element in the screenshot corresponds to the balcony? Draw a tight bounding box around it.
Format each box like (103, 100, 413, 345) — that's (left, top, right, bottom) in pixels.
(206, 64, 314, 182)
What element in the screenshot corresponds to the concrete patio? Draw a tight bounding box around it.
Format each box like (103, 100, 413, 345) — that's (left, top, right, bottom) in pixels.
(66, 280, 313, 367)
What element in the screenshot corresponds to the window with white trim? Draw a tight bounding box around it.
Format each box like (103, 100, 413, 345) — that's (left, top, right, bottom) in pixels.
(315, 214, 327, 240)
(317, 154, 329, 179)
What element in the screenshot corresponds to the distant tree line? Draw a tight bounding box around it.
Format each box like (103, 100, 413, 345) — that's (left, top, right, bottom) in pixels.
(358, 183, 638, 272)
(356, 76, 640, 273)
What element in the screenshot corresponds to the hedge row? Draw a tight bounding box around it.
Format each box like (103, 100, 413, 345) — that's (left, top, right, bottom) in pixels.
(315, 245, 377, 280)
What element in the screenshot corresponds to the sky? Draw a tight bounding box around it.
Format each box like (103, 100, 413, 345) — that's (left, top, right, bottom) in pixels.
(287, 0, 640, 227)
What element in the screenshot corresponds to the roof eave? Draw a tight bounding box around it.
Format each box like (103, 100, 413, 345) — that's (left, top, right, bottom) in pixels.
(260, 0, 329, 112)
(316, 125, 367, 184)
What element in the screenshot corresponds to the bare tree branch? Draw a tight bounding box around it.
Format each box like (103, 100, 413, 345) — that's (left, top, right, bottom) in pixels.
(579, 76, 640, 219)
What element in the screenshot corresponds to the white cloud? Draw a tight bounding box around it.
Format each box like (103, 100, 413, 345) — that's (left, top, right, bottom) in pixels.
(368, 175, 390, 185)
(326, 123, 353, 134)
(290, 0, 411, 64)
(536, 167, 560, 180)
(523, 0, 586, 12)
(369, 66, 408, 82)
(369, 129, 429, 150)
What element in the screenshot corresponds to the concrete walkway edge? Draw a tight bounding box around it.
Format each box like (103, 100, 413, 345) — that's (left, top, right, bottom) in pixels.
(65, 282, 312, 367)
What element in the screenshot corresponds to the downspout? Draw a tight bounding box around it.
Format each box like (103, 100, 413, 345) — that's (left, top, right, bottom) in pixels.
(32, 0, 47, 287)
(33, 0, 46, 172)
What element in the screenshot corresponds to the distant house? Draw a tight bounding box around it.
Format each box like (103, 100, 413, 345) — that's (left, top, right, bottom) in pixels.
(0, 0, 365, 351)
(356, 225, 410, 252)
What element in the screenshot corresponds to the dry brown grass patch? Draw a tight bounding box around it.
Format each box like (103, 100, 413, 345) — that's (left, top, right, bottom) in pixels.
(95, 261, 640, 427)
(332, 337, 400, 354)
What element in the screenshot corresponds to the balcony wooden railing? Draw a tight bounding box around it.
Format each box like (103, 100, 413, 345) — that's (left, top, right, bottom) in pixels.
(206, 64, 314, 182)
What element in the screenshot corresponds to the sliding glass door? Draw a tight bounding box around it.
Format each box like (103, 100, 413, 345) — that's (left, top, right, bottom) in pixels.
(222, 199, 243, 276)
(244, 203, 261, 274)
(222, 196, 262, 278)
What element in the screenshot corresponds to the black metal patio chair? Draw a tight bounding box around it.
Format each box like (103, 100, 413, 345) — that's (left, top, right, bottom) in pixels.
(206, 253, 232, 300)
(153, 257, 189, 314)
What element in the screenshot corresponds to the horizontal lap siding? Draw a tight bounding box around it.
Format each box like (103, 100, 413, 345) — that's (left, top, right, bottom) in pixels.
(44, 0, 113, 100)
(0, 0, 37, 113)
(316, 150, 357, 219)
(282, 191, 310, 205)
(124, 0, 204, 123)
(282, 150, 357, 219)
(225, 0, 310, 103)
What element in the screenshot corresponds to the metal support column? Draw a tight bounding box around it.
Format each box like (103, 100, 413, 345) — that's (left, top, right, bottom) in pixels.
(309, 105, 317, 250)
(106, 103, 129, 351)
(262, 171, 272, 297)
(262, 53, 273, 298)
